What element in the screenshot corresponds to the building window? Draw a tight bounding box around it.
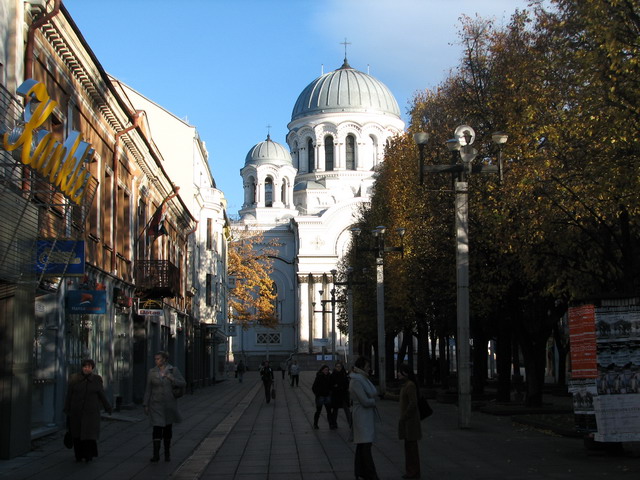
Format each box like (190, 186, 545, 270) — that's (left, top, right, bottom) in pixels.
(307, 138, 314, 172)
(265, 178, 273, 207)
(206, 218, 213, 250)
(206, 273, 212, 306)
(281, 180, 287, 206)
(324, 135, 334, 171)
(346, 135, 356, 170)
(257, 332, 281, 345)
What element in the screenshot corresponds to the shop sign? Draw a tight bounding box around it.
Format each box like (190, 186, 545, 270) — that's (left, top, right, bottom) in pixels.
(2, 79, 95, 206)
(66, 290, 106, 314)
(138, 298, 164, 316)
(35, 240, 85, 275)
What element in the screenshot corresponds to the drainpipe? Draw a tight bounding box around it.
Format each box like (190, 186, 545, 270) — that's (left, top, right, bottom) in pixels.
(25, 0, 61, 80)
(112, 111, 143, 274)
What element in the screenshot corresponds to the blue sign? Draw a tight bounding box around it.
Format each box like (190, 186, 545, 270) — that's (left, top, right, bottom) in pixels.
(35, 240, 85, 275)
(66, 290, 107, 314)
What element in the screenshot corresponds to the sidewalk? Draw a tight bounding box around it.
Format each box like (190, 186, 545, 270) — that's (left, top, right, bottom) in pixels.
(1, 371, 639, 479)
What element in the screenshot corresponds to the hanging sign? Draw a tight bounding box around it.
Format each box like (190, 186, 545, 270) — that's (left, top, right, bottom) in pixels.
(66, 290, 106, 314)
(35, 240, 85, 275)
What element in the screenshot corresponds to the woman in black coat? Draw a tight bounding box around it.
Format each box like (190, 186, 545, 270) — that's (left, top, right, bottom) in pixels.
(329, 361, 352, 429)
(311, 364, 332, 429)
(64, 359, 112, 462)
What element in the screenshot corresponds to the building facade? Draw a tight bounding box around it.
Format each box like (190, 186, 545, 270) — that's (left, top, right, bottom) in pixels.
(232, 58, 404, 368)
(0, 1, 227, 458)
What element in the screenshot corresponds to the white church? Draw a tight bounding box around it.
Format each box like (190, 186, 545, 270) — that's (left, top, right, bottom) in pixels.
(231, 57, 405, 368)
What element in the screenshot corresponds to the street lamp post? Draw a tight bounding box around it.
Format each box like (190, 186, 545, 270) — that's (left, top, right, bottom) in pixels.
(352, 226, 405, 396)
(414, 126, 507, 429)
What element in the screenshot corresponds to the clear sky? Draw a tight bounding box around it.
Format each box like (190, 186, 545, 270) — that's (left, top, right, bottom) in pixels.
(62, 0, 531, 216)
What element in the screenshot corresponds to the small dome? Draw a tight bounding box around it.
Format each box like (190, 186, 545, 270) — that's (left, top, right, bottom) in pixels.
(291, 59, 401, 121)
(245, 135, 292, 166)
(294, 180, 325, 191)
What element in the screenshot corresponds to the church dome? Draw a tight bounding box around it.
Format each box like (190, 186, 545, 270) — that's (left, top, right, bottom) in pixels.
(244, 135, 292, 166)
(291, 59, 401, 121)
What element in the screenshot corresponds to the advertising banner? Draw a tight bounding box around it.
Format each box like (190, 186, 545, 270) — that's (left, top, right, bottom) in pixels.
(66, 290, 106, 314)
(35, 240, 85, 275)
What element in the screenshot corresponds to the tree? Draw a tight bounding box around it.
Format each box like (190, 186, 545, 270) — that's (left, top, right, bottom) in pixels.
(227, 231, 277, 329)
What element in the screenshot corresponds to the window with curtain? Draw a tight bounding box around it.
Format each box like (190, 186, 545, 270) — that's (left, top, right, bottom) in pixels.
(324, 135, 334, 171)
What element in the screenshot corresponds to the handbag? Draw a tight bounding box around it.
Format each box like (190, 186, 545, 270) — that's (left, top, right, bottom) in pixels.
(63, 431, 73, 449)
(172, 386, 185, 398)
(418, 395, 433, 420)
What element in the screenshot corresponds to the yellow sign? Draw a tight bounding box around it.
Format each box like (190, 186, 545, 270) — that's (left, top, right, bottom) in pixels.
(2, 79, 95, 205)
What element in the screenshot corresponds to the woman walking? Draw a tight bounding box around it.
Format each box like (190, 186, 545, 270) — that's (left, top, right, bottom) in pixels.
(143, 351, 186, 462)
(329, 361, 352, 429)
(349, 357, 379, 480)
(64, 359, 112, 463)
(398, 363, 422, 478)
(311, 364, 332, 429)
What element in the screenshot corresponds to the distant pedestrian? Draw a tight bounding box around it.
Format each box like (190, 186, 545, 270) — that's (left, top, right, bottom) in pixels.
(260, 360, 274, 403)
(398, 363, 422, 479)
(64, 359, 112, 463)
(280, 361, 286, 379)
(236, 360, 246, 383)
(312, 364, 332, 429)
(349, 356, 379, 480)
(329, 361, 352, 429)
(290, 360, 300, 387)
(143, 351, 186, 462)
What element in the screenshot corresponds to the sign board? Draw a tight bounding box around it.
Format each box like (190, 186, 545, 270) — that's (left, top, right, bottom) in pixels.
(35, 240, 85, 275)
(139, 309, 163, 316)
(66, 290, 106, 314)
(313, 338, 329, 347)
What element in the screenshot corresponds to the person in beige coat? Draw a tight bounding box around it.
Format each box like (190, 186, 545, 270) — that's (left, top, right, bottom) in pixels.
(398, 363, 422, 479)
(143, 351, 186, 462)
(349, 356, 380, 480)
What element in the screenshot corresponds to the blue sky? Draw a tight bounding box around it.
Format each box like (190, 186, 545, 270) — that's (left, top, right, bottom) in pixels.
(63, 0, 530, 215)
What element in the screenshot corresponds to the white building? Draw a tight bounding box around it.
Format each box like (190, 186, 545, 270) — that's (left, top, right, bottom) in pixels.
(232, 58, 404, 368)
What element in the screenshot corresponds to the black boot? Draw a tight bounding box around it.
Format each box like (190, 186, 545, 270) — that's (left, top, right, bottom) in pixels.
(164, 439, 171, 462)
(150, 439, 161, 462)
(313, 412, 320, 429)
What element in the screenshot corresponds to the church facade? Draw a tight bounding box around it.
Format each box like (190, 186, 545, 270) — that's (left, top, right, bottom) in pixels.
(231, 58, 405, 368)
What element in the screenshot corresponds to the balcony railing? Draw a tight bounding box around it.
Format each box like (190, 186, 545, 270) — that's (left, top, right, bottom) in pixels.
(135, 260, 180, 298)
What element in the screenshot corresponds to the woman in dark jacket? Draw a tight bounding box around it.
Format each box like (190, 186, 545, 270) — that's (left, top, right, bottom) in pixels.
(64, 359, 112, 462)
(311, 364, 332, 429)
(329, 361, 352, 429)
(398, 363, 422, 479)
(143, 351, 186, 462)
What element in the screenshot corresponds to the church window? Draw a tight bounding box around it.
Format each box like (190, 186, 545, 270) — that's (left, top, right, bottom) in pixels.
(281, 180, 288, 206)
(371, 134, 379, 166)
(257, 332, 281, 345)
(346, 134, 356, 170)
(265, 177, 273, 207)
(248, 176, 257, 205)
(307, 138, 314, 172)
(324, 135, 334, 171)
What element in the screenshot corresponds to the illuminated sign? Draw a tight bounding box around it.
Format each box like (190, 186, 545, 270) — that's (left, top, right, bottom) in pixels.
(2, 79, 95, 205)
(35, 240, 85, 275)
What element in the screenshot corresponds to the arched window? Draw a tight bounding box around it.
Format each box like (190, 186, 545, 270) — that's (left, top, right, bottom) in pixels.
(307, 138, 315, 173)
(281, 180, 287, 206)
(265, 177, 273, 207)
(324, 135, 334, 171)
(370, 134, 379, 166)
(248, 176, 257, 204)
(346, 134, 356, 170)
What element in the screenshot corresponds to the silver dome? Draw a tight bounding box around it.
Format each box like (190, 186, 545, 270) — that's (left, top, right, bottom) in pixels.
(291, 60, 401, 121)
(244, 135, 292, 166)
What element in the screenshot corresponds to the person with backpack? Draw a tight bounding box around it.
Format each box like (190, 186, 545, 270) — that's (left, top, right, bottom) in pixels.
(398, 363, 422, 479)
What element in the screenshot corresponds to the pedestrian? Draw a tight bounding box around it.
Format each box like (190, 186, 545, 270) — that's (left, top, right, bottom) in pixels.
(260, 360, 274, 403)
(290, 360, 300, 387)
(312, 364, 332, 429)
(280, 361, 286, 379)
(329, 360, 352, 429)
(349, 356, 379, 480)
(398, 363, 422, 479)
(143, 351, 186, 462)
(64, 358, 112, 463)
(236, 360, 246, 383)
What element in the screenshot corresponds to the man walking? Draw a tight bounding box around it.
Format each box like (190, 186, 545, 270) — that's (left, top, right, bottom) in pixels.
(260, 361, 274, 403)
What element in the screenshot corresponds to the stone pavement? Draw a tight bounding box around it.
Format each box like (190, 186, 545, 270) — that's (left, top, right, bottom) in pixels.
(1, 370, 639, 479)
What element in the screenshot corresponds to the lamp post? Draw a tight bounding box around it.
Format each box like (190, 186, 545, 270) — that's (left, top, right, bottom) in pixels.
(332, 267, 355, 357)
(414, 126, 507, 429)
(352, 226, 405, 396)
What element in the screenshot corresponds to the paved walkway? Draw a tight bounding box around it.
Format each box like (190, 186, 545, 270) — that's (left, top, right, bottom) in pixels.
(1, 371, 639, 479)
